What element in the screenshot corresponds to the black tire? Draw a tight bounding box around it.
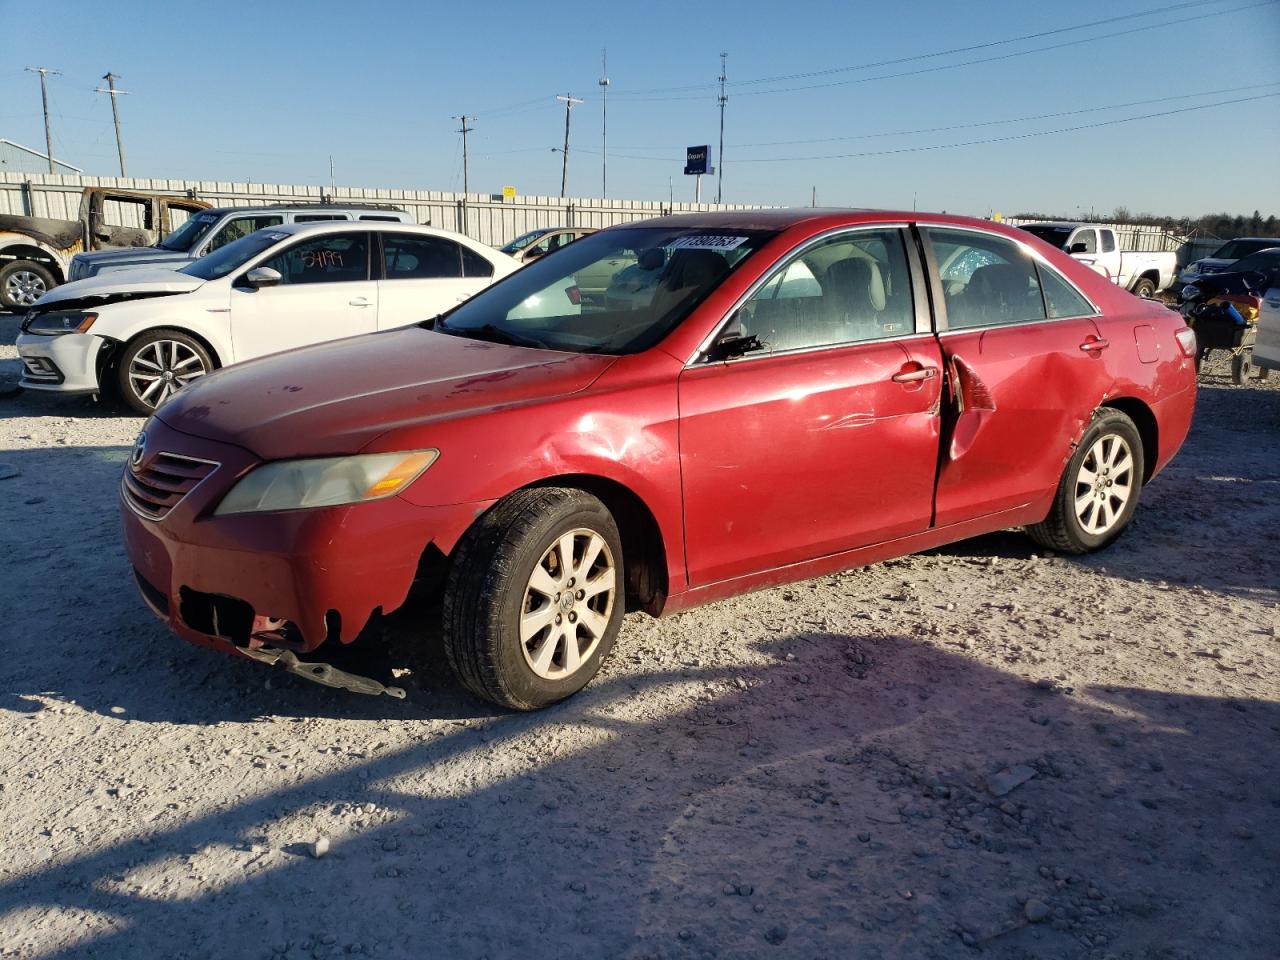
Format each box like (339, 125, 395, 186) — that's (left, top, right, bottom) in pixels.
(1132, 277, 1157, 299)
(114, 328, 215, 415)
(1027, 408, 1145, 555)
(442, 487, 625, 710)
(1230, 349, 1254, 385)
(0, 260, 56, 310)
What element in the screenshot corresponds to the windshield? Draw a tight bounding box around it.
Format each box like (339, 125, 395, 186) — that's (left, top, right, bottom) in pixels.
(1019, 225, 1074, 247)
(1212, 239, 1278, 260)
(1228, 249, 1280, 274)
(439, 226, 773, 354)
(179, 229, 289, 281)
(158, 211, 220, 252)
(500, 229, 550, 255)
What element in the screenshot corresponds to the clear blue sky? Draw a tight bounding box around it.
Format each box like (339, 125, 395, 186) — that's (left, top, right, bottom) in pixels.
(3, 0, 1278, 218)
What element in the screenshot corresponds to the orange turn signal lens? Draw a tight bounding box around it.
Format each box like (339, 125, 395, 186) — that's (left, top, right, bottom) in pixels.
(363, 451, 438, 499)
(77, 313, 98, 333)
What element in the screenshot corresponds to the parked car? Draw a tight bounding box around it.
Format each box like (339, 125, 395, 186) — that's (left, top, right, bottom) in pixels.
(1017, 222, 1177, 298)
(18, 222, 515, 413)
(1172, 236, 1280, 297)
(1255, 284, 1280, 375)
(500, 227, 593, 263)
(119, 210, 1197, 710)
(67, 203, 412, 281)
(1179, 247, 1280, 382)
(0, 187, 211, 310)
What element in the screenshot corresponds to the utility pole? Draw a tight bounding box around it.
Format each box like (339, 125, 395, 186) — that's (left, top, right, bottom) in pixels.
(95, 72, 129, 176)
(716, 52, 727, 204)
(453, 115, 474, 195)
(556, 94, 584, 199)
(329, 155, 335, 193)
(598, 51, 610, 198)
(25, 66, 60, 173)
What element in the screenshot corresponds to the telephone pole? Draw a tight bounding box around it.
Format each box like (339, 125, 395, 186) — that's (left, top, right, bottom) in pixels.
(598, 51, 610, 198)
(453, 115, 474, 194)
(716, 52, 728, 204)
(556, 94, 584, 199)
(95, 72, 130, 176)
(25, 66, 60, 173)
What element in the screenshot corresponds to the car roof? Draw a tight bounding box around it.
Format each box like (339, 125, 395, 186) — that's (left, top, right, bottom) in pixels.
(199, 203, 407, 215)
(1222, 237, 1280, 244)
(611, 208, 1023, 234)
(262, 220, 486, 244)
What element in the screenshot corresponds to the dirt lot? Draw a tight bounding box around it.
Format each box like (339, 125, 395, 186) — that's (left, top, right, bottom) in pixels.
(1, 314, 1277, 960)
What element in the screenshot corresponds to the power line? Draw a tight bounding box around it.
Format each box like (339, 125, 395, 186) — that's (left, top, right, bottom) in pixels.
(610, 0, 1276, 103)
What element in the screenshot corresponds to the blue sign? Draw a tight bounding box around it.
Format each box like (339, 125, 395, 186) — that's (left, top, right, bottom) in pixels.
(684, 145, 709, 176)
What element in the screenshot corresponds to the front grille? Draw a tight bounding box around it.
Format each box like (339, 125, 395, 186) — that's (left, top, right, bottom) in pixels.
(122, 452, 219, 520)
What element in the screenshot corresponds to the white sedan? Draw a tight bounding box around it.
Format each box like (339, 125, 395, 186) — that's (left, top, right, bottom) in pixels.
(16, 222, 519, 413)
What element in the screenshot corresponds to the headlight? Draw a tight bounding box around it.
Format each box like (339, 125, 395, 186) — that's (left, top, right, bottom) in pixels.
(22, 311, 97, 335)
(214, 450, 438, 515)
(1181, 284, 1202, 302)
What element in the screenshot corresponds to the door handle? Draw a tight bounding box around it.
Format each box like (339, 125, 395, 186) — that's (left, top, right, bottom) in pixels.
(891, 366, 938, 383)
(1079, 337, 1110, 352)
(349, 297, 371, 307)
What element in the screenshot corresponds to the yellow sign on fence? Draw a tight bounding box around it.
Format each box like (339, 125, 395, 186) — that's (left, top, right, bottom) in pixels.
(502, 185, 516, 201)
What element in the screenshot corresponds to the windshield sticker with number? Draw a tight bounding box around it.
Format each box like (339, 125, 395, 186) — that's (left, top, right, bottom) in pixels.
(669, 235, 749, 250)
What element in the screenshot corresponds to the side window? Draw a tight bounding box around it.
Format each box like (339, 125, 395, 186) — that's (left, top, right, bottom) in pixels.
(381, 234, 463, 279)
(207, 215, 285, 252)
(1100, 229, 1116, 253)
(460, 245, 494, 278)
(736, 228, 914, 353)
(259, 232, 370, 285)
(101, 195, 153, 229)
(1038, 265, 1094, 319)
(927, 228, 1046, 329)
(360, 215, 404, 221)
(294, 214, 348, 223)
(1072, 229, 1098, 255)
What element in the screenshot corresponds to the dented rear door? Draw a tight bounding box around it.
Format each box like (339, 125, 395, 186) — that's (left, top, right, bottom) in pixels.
(920, 226, 1113, 527)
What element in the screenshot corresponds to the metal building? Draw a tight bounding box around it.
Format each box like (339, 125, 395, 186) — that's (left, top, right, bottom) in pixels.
(0, 139, 82, 176)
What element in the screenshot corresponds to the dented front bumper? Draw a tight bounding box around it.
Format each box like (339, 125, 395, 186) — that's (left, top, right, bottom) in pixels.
(118, 417, 485, 674)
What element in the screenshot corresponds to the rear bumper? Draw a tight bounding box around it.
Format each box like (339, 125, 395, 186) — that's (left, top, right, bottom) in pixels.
(16, 332, 103, 393)
(1149, 381, 1197, 479)
(119, 418, 487, 661)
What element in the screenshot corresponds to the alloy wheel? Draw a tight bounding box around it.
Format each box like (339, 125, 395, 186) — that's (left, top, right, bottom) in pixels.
(128, 340, 208, 408)
(1073, 433, 1134, 535)
(519, 528, 616, 680)
(5, 270, 47, 307)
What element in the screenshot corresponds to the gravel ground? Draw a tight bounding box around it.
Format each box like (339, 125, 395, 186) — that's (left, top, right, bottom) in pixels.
(1, 313, 1278, 960)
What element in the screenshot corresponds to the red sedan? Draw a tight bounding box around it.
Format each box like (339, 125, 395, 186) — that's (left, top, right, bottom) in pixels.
(120, 210, 1197, 709)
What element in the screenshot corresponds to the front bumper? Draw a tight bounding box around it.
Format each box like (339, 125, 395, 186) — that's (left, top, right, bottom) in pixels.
(16, 332, 105, 393)
(119, 417, 488, 662)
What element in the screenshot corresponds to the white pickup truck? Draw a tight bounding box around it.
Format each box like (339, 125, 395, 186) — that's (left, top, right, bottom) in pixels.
(1018, 222, 1177, 298)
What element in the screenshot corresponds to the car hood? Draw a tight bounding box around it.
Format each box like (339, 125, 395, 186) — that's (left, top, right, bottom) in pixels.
(75, 246, 175, 264)
(154, 327, 617, 459)
(34, 268, 205, 308)
(1190, 258, 1234, 275)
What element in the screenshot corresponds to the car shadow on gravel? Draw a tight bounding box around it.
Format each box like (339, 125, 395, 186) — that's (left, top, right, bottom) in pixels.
(2, 630, 1277, 960)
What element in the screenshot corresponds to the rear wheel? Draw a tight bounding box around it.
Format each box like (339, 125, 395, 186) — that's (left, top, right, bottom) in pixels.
(0, 261, 55, 310)
(442, 487, 624, 710)
(114, 329, 213, 415)
(1132, 277, 1157, 299)
(1027, 408, 1145, 555)
(1230, 349, 1254, 385)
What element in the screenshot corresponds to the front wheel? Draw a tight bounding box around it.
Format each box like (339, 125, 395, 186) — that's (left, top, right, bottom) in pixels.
(442, 487, 624, 710)
(115, 329, 213, 415)
(1027, 408, 1145, 555)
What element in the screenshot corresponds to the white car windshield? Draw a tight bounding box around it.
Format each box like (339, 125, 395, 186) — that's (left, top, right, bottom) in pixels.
(439, 226, 772, 354)
(180, 230, 290, 281)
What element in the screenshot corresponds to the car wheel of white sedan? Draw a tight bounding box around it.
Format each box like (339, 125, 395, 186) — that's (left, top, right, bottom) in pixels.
(115, 329, 213, 415)
(442, 487, 625, 710)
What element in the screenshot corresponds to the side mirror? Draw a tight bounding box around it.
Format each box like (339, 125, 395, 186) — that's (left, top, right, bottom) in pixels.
(524, 248, 546, 261)
(706, 332, 762, 362)
(243, 266, 282, 289)
(1068, 242, 1088, 255)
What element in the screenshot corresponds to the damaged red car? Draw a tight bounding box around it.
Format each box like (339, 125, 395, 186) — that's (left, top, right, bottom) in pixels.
(120, 210, 1197, 709)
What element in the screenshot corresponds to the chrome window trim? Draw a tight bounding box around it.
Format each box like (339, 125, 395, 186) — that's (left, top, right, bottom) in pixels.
(918, 221, 1103, 329)
(685, 222, 916, 367)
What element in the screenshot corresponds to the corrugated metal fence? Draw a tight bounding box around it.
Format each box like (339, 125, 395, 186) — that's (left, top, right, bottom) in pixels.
(0, 173, 765, 248)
